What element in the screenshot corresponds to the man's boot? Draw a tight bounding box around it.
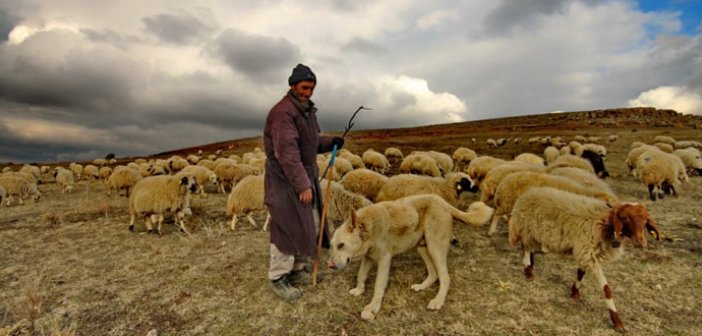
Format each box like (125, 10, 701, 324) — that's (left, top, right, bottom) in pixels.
(288, 269, 323, 286)
(270, 274, 302, 301)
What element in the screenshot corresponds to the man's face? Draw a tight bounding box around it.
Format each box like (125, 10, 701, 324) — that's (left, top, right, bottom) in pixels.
(290, 80, 316, 102)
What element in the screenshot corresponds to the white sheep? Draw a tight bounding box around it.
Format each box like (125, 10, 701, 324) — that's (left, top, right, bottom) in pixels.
(573, 135, 588, 143)
(128, 175, 198, 235)
(674, 140, 702, 150)
(543, 146, 560, 164)
(338, 151, 365, 169)
(214, 163, 256, 193)
(508, 187, 660, 332)
(399, 154, 441, 177)
(0, 185, 5, 206)
(513, 153, 545, 166)
(653, 135, 675, 145)
(362, 149, 390, 175)
(466, 156, 505, 186)
(340, 168, 389, 202)
(487, 171, 618, 236)
(319, 179, 373, 232)
(228, 154, 242, 163)
(376, 172, 478, 208)
(586, 136, 601, 143)
(226, 175, 269, 231)
(2, 167, 12, 173)
(332, 157, 354, 177)
(69, 163, 83, 180)
(384, 147, 404, 160)
(581, 143, 607, 157)
(106, 166, 142, 197)
(608, 134, 619, 142)
(83, 164, 100, 181)
(478, 161, 546, 205)
(559, 146, 571, 155)
(168, 157, 189, 173)
(0, 176, 41, 206)
(452, 147, 477, 172)
(411, 151, 454, 175)
(497, 138, 509, 146)
(99, 166, 113, 181)
(672, 149, 702, 175)
(19, 165, 41, 182)
(546, 154, 595, 175)
(548, 167, 615, 195)
(4, 171, 39, 185)
(197, 159, 216, 170)
(179, 165, 218, 196)
(92, 158, 108, 167)
(133, 158, 147, 165)
(186, 154, 200, 164)
(53, 167, 76, 194)
(653, 142, 674, 153)
(624, 145, 660, 176)
(636, 150, 688, 200)
(487, 138, 497, 147)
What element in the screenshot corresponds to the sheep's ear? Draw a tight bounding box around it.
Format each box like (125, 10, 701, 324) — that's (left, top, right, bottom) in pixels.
(180, 176, 189, 185)
(608, 206, 624, 247)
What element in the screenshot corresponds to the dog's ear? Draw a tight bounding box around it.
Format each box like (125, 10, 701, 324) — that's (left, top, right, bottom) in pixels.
(348, 210, 357, 233)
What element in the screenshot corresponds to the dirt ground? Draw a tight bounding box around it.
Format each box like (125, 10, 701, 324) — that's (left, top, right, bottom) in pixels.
(1, 120, 701, 336)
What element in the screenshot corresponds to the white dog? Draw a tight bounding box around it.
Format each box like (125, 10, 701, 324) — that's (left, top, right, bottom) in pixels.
(328, 194, 493, 320)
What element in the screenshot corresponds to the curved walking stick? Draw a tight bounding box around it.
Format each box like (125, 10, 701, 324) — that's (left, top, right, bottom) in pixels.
(312, 146, 336, 286)
(318, 106, 371, 183)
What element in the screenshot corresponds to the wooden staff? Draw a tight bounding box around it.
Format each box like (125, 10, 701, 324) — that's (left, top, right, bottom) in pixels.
(312, 146, 337, 286)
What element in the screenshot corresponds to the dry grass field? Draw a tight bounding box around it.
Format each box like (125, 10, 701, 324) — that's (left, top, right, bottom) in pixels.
(1, 108, 701, 336)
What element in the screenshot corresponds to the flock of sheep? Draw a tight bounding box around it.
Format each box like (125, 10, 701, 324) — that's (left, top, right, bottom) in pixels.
(1, 133, 702, 331)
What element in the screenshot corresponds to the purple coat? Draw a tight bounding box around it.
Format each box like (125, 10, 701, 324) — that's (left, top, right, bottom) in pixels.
(264, 93, 335, 257)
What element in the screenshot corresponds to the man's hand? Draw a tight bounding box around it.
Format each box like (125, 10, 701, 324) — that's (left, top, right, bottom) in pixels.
(299, 188, 313, 204)
(332, 137, 344, 149)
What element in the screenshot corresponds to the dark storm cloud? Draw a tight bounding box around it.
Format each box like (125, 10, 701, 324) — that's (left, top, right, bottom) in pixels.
(0, 7, 21, 42)
(480, 0, 602, 37)
(0, 30, 144, 117)
(212, 28, 301, 84)
(142, 10, 217, 45)
(341, 37, 386, 55)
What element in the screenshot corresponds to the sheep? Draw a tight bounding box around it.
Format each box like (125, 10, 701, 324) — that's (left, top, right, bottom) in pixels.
(179, 165, 218, 196)
(513, 137, 522, 145)
(53, 167, 76, 194)
(559, 146, 571, 155)
(92, 158, 108, 167)
(83, 164, 100, 181)
(19, 165, 41, 182)
(548, 167, 616, 196)
(376, 172, 478, 208)
(573, 135, 588, 143)
(338, 151, 365, 169)
(625, 145, 660, 176)
(674, 140, 702, 149)
(608, 134, 619, 142)
(0, 185, 4, 206)
(399, 154, 441, 177)
(672, 149, 702, 175)
(384, 147, 404, 160)
(186, 154, 200, 164)
(226, 175, 269, 231)
(630, 141, 645, 149)
(319, 179, 373, 232)
(496, 138, 509, 146)
(508, 187, 660, 331)
(128, 175, 198, 235)
(546, 154, 595, 175)
(487, 171, 618, 236)
(587, 136, 602, 143)
(214, 163, 256, 193)
(478, 161, 546, 205)
(197, 159, 216, 170)
(362, 149, 390, 175)
(539, 136, 552, 146)
(98, 166, 113, 181)
(69, 163, 83, 180)
(527, 136, 540, 144)
(228, 154, 242, 163)
(411, 151, 454, 175)
(487, 138, 497, 147)
(580, 149, 609, 178)
(4, 171, 39, 185)
(514, 153, 545, 166)
(332, 157, 354, 177)
(581, 143, 607, 157)
(134, 158, 147, 164)
(452, 147, 477, 172)
(466, 156, 505, 186)
(653, 135, 675, 145)
(2, 167, 12, 173)
(543, 146, 560, 164)
(653, 142, 674, 153)
(106, 166, 142, 197)
(340, 168, 389, 202)
(168, 157, 189, 173)
(0, 176, 41, 206)
(317, 158, 342, 182)
(636, 150, 688, 200)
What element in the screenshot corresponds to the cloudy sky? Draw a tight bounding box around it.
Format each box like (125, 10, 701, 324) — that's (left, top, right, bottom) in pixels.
(0, 0, 700, 163)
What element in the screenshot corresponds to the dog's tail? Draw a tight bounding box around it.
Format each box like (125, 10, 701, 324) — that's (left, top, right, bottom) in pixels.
(451, 201, 494, 226)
